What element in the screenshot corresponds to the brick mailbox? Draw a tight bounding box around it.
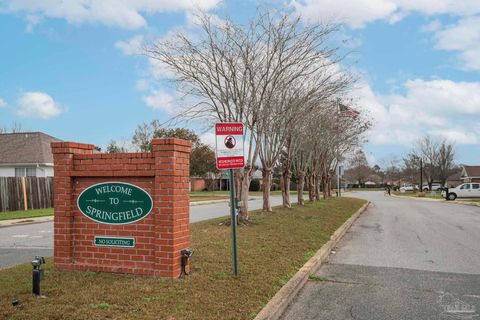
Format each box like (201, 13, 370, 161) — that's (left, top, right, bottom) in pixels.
(51, 138, 191, 277)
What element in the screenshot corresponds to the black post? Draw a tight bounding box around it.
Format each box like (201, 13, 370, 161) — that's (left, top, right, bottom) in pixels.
(228, 169, 238, 276)
(32, 269, 41, 296)
(420, 158, 423, 192)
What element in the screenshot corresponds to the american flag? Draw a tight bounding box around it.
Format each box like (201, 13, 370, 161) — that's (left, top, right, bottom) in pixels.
(339, 103, 360, 118)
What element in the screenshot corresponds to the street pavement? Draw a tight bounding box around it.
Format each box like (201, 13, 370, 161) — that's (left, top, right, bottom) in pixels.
(0, 195, 291, 269)
(282, 191, 480, 320)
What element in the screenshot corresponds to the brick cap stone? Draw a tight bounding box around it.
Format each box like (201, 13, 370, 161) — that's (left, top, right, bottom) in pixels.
(151, 138, 192, 147)
(51, 142, 96, 150)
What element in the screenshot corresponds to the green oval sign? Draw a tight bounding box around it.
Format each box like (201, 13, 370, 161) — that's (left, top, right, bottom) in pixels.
(77, 182, 153, 225)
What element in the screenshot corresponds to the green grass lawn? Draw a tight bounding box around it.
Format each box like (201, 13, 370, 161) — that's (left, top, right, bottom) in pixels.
(0, 208, 54, 221)
(348, 187, 385, 191)
(392, 191, 480, 204)
(392, 191, 443, 199)
(0, 197, 366, 320)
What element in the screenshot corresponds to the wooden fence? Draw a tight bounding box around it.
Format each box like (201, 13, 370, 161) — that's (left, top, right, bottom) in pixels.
(0, 177, 54, 212)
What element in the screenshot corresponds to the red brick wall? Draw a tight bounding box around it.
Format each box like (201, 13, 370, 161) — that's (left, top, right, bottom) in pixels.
(51, 138, 191, 277)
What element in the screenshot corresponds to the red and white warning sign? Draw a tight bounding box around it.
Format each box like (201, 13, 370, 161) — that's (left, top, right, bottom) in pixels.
(215, 123, 245, 169)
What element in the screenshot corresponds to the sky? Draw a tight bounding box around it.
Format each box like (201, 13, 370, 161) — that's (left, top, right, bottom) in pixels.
(0, 0, 479, 167)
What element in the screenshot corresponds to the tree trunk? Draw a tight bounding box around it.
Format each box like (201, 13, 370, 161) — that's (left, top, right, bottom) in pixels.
(281, 169, 292, 208)
(262, 168, 273, 212)
(238, 170, 252, 221)
(308, 172, 315, 201)
(315, 173, 321, 201)
(327, 173, 332, 198)
(322, 173, 328, 200)
(297, 171, 305, 205)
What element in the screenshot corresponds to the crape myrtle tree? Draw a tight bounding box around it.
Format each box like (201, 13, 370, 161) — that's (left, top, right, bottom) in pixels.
(146, 10, 359, 218)
(275, 64, 354, 208)
(291, 100, 369, 203)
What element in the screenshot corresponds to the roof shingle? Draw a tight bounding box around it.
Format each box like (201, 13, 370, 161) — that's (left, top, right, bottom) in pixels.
(0, 132, 61, 164)
(463, 166, 480, 178)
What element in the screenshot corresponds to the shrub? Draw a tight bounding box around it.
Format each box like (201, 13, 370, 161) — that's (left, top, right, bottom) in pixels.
(249, 179, 261, 191)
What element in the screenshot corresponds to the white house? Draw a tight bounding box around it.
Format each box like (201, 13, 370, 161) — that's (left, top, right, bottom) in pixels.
(0, 132, 61, 177)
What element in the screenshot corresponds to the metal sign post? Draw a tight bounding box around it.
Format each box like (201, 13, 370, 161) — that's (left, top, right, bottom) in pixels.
(228, 169, 238, 275)
(337, 165, 343, 197)
(215, 122, 244, 276)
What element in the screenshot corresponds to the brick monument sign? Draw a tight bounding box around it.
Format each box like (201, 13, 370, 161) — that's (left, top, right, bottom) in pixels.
(51, 138, 191, 277)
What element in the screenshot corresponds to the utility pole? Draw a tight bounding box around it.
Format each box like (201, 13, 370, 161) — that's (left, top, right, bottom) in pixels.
(420, 158, 423, 192)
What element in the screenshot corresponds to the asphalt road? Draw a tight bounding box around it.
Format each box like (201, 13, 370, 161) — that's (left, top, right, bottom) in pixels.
(282, 191, 480, 320)
(0, 195, 291, 269)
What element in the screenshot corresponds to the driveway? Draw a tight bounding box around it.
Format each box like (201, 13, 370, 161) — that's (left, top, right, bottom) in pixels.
(282, 191, 480, 320)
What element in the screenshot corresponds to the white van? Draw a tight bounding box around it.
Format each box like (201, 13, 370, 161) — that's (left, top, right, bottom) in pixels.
(442, 183, 480, 200)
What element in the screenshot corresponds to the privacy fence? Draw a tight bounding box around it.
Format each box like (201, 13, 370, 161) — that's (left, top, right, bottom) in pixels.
(0, 177, 54, 212)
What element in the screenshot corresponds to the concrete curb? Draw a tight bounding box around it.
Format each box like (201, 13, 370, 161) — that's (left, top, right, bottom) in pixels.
(254, 201, 370, 320)
(190, 199, 230, 206)
(0, 216, 54, 228)
(391, 194, 480, 207)
(190, 197, 262, 206)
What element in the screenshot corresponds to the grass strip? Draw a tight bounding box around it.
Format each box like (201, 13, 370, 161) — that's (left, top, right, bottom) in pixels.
(0, 208, 54, 221)
(0, 197, 366, 320)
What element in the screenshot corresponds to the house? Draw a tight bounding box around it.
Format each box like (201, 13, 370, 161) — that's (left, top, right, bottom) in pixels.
(446, 171, 463, 188)
(460, 166, 480, 183)
(0, 132, 61, 177)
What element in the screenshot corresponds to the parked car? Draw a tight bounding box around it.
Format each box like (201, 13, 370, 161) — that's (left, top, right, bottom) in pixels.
(422, 183, 442, 192)
(441, 183, 480, 200)
(400, 184, 417, 192)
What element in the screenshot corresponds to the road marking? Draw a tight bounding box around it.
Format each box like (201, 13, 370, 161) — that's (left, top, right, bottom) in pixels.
(12, 235, 29, 238)
(39, 230, 52, 233)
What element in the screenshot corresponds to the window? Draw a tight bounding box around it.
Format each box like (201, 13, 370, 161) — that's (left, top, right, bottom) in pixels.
(14, 167, 37, 177)
(15, 168, 25, 177)
(460, 184, 471, 190)
(473, 184, 480, 190)
(26, 168, 36, 176)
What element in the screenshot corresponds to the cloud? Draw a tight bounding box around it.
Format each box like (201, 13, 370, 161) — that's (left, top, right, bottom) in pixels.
(199, 132, 216, 148)
(432, 16, 480, 71)
(1, 0, 220, 30)
(142, 89, 175, 113)
(115, 35, 144, 55)
(24, 14, 42, 32)
(0, 98, 7, 108)
(291, 0, 397, 28)
(357, 79, 480, 146)
(291, 0, 480, 28)
(16, 91, 62, 119)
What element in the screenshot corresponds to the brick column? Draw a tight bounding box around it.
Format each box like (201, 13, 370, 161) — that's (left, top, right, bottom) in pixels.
(51, 142, 95, 268)
(152, 138, 192, 277)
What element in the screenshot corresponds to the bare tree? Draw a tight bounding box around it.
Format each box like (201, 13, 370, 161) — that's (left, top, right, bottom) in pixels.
(436, 140, 455, 186)
(415, 135, 440, 190)
(106, 140, 129, 153)
(145, 11, 355, 217)
(0, 122, 26, 133)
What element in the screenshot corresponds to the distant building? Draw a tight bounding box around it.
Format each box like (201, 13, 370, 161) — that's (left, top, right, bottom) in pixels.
(461, 166, 480, 184)
(0, 132, 61, 177)
(446, 171, 463, 188)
